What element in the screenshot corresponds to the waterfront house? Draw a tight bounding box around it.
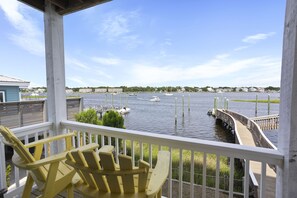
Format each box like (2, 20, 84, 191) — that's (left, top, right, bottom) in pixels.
(94, 88, 108, 93)
(1, 0, 297, 198)
(78, 88, 92, 93)
(108, 87, 123, 93)
(0, 75, 30, 102)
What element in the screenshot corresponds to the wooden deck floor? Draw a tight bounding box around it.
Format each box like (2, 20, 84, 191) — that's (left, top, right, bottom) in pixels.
(235, 120, 276, 198)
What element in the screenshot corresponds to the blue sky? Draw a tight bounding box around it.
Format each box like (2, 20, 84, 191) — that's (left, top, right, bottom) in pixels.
(0, 0, 286, 88)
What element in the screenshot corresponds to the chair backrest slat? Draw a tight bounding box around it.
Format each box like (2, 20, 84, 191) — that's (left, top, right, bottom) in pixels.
(119, 154, 134, 193)
(71, 150, 98, 189)
(138, 160, 150, 192)
(99, 152, 121, 193)
(82, 151, 109, 192)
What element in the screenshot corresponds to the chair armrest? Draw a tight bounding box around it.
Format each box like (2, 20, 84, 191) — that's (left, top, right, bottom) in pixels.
(23, 143, 99, 170)
(146, 151, 170, 197)
(24, 133, 75, 148)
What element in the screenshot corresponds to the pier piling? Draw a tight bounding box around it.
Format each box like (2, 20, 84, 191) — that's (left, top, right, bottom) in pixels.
(255, 95, 258, 117)
(268, 94, 270, 115)
(182, 95, 185, 117)
(188, 94, 190, 112)
(175, 97, 177, 124)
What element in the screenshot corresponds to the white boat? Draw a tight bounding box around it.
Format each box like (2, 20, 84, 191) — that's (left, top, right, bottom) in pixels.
(164, 93, 173, 96)
(117, 107, 130, 114)
(150, 96, 160, 102)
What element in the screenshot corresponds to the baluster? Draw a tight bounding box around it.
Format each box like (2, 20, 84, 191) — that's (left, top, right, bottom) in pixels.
(244, 160, 250, 198)
(140, 142, 143, 160)
(77, 131, 81, 147)
(190, 150, 194, 198)
(215, 154, 220, 198)
(202, 153, 207, 198)
(123, 139, 127, 155)
(260, 163, 267, 198)
(229, 157, 234, 198)
(179, 149, 183, 198)
(115, 138, 119, 163)
(131, 140, 135, 166)
(149, 144, 152, 167)
(101, 135, 105, 146)
(0, 138, 6, 189)
(168, 147, 172, 198)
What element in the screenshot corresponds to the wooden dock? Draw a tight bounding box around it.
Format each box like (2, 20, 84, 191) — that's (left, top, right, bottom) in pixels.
(235, 120, 276, 198)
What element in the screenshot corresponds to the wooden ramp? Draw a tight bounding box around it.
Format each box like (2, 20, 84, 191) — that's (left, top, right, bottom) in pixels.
(235, 120, 276, 198)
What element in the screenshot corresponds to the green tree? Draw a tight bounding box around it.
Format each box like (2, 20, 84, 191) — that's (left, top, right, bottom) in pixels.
(103, 110, 124, 128)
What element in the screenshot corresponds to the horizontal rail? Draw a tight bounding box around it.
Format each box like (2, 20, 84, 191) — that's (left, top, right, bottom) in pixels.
(61, 120, 283, 167)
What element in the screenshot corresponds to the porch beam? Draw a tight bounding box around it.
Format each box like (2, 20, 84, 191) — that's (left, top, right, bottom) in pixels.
(277, 0, 297, 197)
(44, 1, 67, 153)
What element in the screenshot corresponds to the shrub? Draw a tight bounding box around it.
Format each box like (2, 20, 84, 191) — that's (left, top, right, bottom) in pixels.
(75, 108, 102, 125)
(102, 110, 124, 129)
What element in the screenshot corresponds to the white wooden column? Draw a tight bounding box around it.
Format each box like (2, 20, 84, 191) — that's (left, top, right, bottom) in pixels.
(277, 0, 297, 197)
(44, 1, 66, 153)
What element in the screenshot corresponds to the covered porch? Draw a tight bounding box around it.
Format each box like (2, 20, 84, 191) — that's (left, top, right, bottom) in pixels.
(1, 0, 297, 197)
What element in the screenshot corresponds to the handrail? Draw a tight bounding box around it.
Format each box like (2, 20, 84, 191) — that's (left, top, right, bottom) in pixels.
(61, 120, 283, 166)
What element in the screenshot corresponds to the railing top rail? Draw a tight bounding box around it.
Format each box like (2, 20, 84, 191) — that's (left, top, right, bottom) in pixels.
(250, 114, 279, 121)
(0, 100, 46, 105)
(11, 122, 53, 137)
(61, 120, 283, 167)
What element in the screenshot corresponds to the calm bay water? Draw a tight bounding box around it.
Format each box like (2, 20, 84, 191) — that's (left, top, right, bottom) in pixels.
(80, 92, 279, 145)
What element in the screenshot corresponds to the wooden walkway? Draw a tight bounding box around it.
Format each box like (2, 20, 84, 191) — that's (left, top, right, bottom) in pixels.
(235, 120, 276, 198)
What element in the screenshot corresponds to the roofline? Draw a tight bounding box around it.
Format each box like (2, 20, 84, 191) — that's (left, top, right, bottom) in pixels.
(0, 81, 30, 88)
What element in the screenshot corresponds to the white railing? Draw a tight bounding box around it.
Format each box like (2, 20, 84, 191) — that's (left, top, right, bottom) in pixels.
(61, 120, 283, 198)
(0, 121, 284, 198)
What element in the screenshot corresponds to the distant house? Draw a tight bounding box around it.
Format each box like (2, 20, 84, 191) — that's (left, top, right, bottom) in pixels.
(95, 88, 107, 93)
(79, 88, 92, 93)
(108, 88, 123, 93)
(0, 75, 30, 102)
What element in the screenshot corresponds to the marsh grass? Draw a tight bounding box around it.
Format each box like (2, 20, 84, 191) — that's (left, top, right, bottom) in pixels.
(232, 99, 279, 104)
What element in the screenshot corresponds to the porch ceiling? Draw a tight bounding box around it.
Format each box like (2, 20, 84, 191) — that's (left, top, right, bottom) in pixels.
(18, 0, 111, 15)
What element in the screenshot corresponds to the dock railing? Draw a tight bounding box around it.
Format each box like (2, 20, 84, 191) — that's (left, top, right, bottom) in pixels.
(224, 110, 277, 150)
(0, 120, 283, 198)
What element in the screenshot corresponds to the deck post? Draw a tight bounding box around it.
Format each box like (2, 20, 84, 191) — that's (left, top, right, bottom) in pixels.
(277, 0, 297, 197)
(44, 1, 67, 153)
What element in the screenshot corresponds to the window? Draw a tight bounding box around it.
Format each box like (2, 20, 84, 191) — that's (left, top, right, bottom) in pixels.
(0, 91, 5, 102)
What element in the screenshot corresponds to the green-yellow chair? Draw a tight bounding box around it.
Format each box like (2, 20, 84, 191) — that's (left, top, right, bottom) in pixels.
(65, 149, 170, 198)
(0, 125, 99, 198)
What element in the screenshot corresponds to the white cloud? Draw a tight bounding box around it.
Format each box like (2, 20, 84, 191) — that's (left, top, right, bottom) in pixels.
(242, 32, 275, 44)
(0, 0, 44, 56)
(94, 70, 113, 79)
(234, 46, 249, 51)
(127, 55, 281, 86)
(66, 57, 90, 70)
(92, 57, 121, 65)
(99, 10, 141, 48)
(67, 76, 87, 87)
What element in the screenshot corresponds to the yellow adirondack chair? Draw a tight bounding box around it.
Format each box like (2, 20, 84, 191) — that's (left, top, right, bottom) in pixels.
(65, 149, 170, 198)
(0, 125, 100, 198)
